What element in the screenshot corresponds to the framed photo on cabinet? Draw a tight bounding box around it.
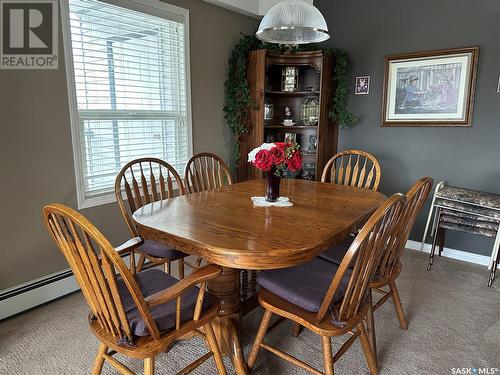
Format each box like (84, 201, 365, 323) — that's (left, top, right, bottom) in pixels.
(381, 47, 479, 127)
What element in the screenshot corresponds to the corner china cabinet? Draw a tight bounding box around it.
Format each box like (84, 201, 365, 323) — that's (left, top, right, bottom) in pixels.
(238, 50, 339, 181)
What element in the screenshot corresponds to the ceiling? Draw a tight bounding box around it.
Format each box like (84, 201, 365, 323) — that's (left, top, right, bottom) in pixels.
(202, 0, 314, 18)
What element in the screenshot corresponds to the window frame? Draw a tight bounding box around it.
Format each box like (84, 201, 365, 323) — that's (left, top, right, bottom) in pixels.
(60, 0, 193, 209)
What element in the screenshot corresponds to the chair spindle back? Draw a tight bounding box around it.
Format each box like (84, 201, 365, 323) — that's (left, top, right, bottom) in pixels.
(377, 177, 433, 280)
(42, 204, 160, 343)
(317, 193, 405, 324)
(115, 158, 185, 236)
(321, 150, 381, 191)
(184, 153, 232, 193)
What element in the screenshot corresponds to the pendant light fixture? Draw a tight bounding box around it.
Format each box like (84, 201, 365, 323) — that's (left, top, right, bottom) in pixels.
(256, 0, 330, 45)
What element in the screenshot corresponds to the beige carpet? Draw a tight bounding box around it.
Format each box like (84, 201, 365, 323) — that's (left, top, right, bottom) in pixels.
(1, 250, 499, 374)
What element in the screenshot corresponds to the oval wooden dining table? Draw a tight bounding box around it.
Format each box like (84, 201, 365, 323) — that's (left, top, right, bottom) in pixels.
(132, 178, 386, 374)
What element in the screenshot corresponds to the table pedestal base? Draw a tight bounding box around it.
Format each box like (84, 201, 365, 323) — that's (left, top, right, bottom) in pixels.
(208, 267, 249, 375)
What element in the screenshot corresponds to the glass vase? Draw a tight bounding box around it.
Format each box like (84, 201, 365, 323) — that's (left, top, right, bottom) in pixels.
(265, 170, 281, 202)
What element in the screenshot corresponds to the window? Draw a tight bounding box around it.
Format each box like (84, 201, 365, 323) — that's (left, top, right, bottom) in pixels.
(62, 0, 192, 208)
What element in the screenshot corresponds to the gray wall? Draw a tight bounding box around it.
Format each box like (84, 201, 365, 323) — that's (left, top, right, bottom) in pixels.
(0, 0, 257, 289)
(316, 0, 500, 255)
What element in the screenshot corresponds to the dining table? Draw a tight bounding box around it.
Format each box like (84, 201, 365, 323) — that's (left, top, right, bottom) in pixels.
(132, 178, 386, 374)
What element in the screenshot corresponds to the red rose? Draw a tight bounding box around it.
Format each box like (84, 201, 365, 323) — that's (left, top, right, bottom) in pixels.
(286, 150, 303, 172)
(253, 149, 273, 171)
(270, 146, 285, 165)
(274, 142, 286, 149)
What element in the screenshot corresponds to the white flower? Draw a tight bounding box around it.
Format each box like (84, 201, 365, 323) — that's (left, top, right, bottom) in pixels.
(260, 142, 276, 151)
(248, 143, 276, 162)
(248, 148, 259, 163)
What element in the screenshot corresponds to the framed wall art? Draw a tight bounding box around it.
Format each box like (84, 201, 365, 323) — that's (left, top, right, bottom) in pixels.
(355, 76, 370, 95)
(382, 47, 479, 127)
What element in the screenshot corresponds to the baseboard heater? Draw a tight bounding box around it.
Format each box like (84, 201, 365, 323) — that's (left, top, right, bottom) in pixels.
(0, 252, 135, 321)
(0, 270, 74, 301)
(0, 268, 80, 321)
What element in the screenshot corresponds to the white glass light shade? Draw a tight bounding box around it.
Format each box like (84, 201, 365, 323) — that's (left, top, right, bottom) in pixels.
(256, 0, 330, 44)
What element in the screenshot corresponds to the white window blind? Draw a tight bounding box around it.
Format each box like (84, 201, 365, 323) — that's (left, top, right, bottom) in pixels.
(65, 0, 191, 207)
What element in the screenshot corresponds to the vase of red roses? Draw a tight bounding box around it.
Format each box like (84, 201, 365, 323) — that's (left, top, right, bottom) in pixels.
(248, 142, 303, 202)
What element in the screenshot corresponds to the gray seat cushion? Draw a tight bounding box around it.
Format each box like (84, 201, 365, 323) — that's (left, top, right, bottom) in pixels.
(117, 269, 212, 336)
(257, 258, 351, 313)
(318, 237, 355, 265)
(137, 239, 187, 260)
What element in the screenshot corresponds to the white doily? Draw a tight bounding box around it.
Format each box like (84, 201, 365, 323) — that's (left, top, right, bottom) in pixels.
(251, 196, 293, 207)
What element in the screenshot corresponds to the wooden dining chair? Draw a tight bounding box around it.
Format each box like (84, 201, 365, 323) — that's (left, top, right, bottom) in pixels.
(115, 158, 190, 277)
(321, 150, 381, 191)
(247, 193, 405, 375)
(319, 177, 433, 332)
(185, 152, 257, 297)
(184, 153, 256, 305)
(42, 203, 227, 375)
(184, 152, 233, 194)
(371, 176, 433, 328)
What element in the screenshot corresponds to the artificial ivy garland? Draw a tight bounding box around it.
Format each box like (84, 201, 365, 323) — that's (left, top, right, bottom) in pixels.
(224, 34, 359, 167)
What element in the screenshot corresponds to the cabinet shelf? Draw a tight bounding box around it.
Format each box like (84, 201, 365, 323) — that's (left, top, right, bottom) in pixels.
(265, 124, 318, 129)
(265, 90, 320, 96)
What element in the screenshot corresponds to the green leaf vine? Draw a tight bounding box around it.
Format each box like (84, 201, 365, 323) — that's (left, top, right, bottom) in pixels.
(224, 34, 358, 167)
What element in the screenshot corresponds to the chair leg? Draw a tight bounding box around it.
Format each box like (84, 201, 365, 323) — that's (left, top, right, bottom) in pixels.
(204, 322, 228, 375)
(358, 323, 378, 375)
(137, 254, 146, 272)
(130, 250, 136, 275)
(321, 336, 334, 375)
(389, 280, 408, 330)
(427, 208, 442, 270)
(437, 227, 445, 257)
(247, 309, 273, 369)
(291, 322, 302, 337)
(178, 258, 185, 279)
(92, 343, 107, 375)
(488, 261, 498, 287)
(488, 235, 500, 287)
(366, 299, 378, 368)
(144, 357, 154, 375)
(420, 198, 437, 252)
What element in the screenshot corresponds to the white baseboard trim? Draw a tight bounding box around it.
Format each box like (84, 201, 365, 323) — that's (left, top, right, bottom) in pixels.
(406, 239, 494, 268)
